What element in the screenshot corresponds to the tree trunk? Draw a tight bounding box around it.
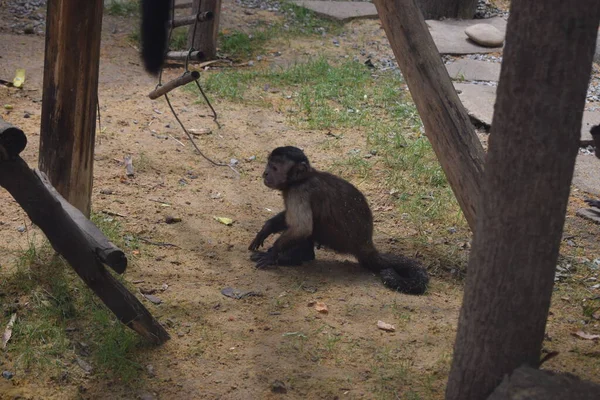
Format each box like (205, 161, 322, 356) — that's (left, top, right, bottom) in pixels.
(187, 0, 221, 60)
(445, 1, 600, 399)
(373, 0, 485, 231)
(39, 0, 103, 217)
(416, 0, 478, 19)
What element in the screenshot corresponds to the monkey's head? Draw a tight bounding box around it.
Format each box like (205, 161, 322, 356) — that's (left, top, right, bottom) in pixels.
(263, 146, 312, 190)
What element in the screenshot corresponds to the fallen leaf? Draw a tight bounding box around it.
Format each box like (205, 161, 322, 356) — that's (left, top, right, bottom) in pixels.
(143, 293, 162, 304)
(2, 313, 17, 349)
(221, 287, 262, 300)
(214, 216, 233, 226)
(572, 330, 600, 340)
(314, 302, 328, 314)
(377, 320, 396, 332)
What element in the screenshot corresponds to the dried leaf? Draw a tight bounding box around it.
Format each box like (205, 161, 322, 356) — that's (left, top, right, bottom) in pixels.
(143, 293, 162, 304)
(2, 313, 17, 349)
(213, 216, 233, 226)
(572, 330, 600, 340)
(314, 302, 328, 314)
(377, 320, 396, 332)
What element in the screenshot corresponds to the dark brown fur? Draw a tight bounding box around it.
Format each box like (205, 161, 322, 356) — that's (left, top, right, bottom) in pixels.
(249, 146, 429, 295)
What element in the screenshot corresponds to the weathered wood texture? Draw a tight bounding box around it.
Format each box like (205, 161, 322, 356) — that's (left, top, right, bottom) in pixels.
(187, 0, 222, 60)
(0, 156, 169, 344)
(171, 11, 213, 28)
(416, 0, 478, 19)
(487, 366, 600, 400)
(373, 0, 485, 231)
(0, 117, 27, 160)
(165, 50, 205, 62)
(38, 171, 127, 273)
(39, 0, 103, 217)
(149, 71, 200, 99)
(445, 1, 600, 399)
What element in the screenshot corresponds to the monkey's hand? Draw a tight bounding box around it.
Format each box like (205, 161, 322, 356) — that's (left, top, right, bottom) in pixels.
(249, 229, 270, 251)
(250, 250, 277, 269)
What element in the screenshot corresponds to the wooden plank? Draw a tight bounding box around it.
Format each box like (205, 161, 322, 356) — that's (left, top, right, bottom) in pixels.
(187, 0, 222, 60)
(0, 156, 170, 344)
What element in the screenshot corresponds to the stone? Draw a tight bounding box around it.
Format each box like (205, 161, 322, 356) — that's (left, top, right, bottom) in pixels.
(595, 29, 600, 63)
(577, 208, 600, 224)
(580, 111, 600, 145)
(464, 23, 505, 47)
(453, 83, 600, 147)
(292, 1, 378, 22)
(446, 59, 501, 82)
(573, 155, 600, 196)
(426, 17, 507, 55)
(453, 82, 497, 126)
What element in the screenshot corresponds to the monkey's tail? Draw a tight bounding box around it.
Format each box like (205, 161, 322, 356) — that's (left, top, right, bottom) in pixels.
(359, 252, 429, 295)
(140, 0, 171, 75)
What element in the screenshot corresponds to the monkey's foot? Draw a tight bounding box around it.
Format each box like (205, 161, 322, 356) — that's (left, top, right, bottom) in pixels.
(250, 251, 277, 269)
(277, 244, 315, 266)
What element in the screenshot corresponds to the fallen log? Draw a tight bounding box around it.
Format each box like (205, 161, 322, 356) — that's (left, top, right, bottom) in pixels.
(0, 118, 169, 344)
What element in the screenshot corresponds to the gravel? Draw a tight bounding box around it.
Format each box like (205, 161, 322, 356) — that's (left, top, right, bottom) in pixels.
(4, 0, 47, 35)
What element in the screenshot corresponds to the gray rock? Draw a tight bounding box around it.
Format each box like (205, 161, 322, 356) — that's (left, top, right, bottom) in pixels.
(292, 1, 378, 21)
(453, 83, 600, 147)
(573, 155, 600, 196)
(453, 82, 497, 126)
(426, 17, 507, 55)
(446, 59, 501, 82)
(464, 23, 505, 47)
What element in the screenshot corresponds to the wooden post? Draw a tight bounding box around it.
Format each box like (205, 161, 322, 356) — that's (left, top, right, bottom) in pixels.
(39, 0, 103, 217)
(187, 0, 222, 60)
(445, 0, 600, 399)
(373, 0, 485, 231)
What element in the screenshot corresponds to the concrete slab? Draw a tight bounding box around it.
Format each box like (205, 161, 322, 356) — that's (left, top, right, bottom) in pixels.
(446, 59, 501, 82)
(292, 1, 378, 21)
(453, 83, 600, 146)
(426, 17, 507, 55)
(577, 208, 600, 224)
(453, 82, 496, 125)
(573, 155, 600, 196)
(581, 110, 600, 145)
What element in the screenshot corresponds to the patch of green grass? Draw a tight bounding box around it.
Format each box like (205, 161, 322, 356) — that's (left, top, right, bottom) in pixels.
(279, 1, 343, 36)
(169, 27, 189, 51)
(1, 224, 146, 382)
(218, 29, 274, 60)
(105, 0, 139, 16)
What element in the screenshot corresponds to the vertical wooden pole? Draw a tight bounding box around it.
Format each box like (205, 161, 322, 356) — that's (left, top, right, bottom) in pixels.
(39, 0, 103, 217)
(445, 0, 600, 399)
(187, 0, 221, 60)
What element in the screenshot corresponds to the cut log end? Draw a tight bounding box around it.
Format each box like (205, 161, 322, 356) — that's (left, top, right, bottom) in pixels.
(0, 117, 27, 160)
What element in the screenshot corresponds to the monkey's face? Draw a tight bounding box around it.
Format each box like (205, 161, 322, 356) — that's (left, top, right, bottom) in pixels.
(262, 160, 289, 190)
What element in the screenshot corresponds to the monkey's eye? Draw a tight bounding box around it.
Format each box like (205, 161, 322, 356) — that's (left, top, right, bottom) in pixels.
(272, 166, 278, 172)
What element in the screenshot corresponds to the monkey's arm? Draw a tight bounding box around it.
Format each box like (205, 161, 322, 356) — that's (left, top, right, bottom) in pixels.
(248, 211, 287, 251)
(253, 196, 313, 268)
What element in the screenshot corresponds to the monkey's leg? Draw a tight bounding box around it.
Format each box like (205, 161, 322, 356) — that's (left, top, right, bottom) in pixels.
(275, 239, 315, 266)
(249, 211, 287, 251)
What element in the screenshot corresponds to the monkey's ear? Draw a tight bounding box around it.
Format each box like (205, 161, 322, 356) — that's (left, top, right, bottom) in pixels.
(291, 161, 309, 181)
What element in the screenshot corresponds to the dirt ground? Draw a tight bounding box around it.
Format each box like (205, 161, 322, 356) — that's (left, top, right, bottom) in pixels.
(1, 2, 600, 399)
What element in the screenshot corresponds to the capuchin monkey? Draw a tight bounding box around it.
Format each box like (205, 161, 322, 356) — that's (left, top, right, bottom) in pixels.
(248, 146, 429, 295)
(140, 0, 171, 75)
